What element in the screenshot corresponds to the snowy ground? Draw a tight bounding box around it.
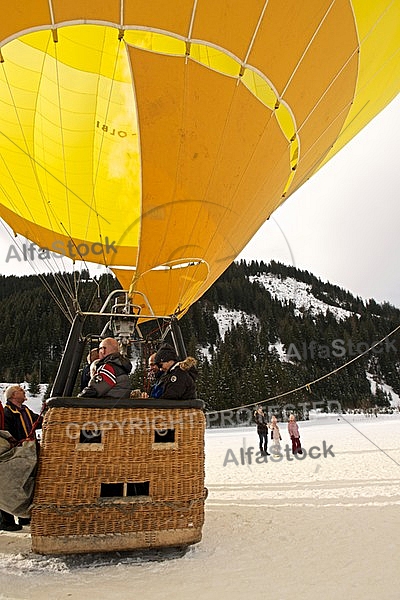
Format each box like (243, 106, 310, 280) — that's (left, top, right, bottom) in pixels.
(1, 416, 400, 600)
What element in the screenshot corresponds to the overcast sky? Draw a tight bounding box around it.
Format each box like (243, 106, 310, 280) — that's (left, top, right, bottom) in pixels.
(0, 95, 399, 308)
(239, 94, 400, 309)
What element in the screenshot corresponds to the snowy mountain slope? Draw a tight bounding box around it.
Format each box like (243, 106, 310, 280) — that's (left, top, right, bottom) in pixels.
(214, 307, 259, 340)
(208, 272, 400, 409)
(366, 372, 400, 408)
(249, 273, 354, 321)
(213, 271, 354, 342)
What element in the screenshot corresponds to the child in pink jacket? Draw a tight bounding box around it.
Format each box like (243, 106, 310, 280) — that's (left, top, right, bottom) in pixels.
(288, 414, 302, 454)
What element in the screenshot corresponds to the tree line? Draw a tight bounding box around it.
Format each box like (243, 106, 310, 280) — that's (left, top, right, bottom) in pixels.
(1, 261, 400, 417)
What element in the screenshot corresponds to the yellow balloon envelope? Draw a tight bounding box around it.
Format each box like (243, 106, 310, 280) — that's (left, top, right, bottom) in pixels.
(0, 1, 398, 317)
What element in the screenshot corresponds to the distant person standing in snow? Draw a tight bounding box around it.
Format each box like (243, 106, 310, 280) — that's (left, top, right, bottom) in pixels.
(270, 415, 282, 455)
(253, 405, 270, 456)
(288, 414, 302, 454)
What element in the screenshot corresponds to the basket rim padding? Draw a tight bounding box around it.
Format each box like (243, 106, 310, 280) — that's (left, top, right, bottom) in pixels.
(46, 397, 204, 409)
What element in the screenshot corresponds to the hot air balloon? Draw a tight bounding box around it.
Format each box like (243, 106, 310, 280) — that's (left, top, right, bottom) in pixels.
(0, 1, 398, 556)
(0, 0, 398, 319)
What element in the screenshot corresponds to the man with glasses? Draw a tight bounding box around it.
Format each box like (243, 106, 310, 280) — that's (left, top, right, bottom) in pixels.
(78, 337, 132, 399)
(1, 385, 43, 531)
(0, 393, 21, 531)
(3, 386, 42, 444)
(147, 352, 164, 398)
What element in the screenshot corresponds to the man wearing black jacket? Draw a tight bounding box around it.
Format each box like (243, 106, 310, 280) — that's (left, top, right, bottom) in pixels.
(1, 385, 42, 531)
(3, 386, 42, 441)
(154, 345, 197, 400)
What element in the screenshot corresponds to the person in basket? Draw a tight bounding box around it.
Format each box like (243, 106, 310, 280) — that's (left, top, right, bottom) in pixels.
(153, 345, 197, 400)
(78, 337, 131, 399)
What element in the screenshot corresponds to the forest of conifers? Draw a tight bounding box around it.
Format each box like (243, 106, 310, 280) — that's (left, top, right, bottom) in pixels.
(1, 260, 399, 416)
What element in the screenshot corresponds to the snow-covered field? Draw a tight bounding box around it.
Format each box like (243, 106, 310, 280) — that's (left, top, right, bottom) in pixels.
(1, 416, 400, 600)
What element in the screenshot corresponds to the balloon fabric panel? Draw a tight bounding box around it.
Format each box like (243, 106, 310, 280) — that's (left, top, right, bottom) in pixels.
(0, 1, 398, 316)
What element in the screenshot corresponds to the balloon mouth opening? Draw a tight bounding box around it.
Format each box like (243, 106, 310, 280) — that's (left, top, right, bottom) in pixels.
(109, 258, 208, 271)
(151, 259, 208, 271)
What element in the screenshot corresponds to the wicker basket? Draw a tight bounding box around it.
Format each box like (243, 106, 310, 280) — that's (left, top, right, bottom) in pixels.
(31, 398, 206, 555)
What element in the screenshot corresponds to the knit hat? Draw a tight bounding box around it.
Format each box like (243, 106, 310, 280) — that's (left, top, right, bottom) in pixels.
(154, 344, 178, 364)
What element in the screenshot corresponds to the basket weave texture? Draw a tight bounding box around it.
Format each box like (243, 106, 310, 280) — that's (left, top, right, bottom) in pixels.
(31, 406, 205, 552)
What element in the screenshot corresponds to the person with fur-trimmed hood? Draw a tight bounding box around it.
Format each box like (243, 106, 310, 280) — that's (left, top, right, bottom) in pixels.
(153, 345, 197, 400)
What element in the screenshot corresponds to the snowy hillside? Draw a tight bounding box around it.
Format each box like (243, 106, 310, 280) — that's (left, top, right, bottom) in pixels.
(214, 307, 259, 340)
(249, 273, 354, 321)
(366, 372, 400, 408)
(207, 272, 400, 409)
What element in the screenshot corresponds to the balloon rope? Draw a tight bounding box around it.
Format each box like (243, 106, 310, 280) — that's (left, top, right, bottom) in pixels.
(205, 321, 400, 415)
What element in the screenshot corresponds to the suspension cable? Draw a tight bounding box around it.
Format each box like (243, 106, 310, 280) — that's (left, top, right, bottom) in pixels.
(205, 321, 400, 415)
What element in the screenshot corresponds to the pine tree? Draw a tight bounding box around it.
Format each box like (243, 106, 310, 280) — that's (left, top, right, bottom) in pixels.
(28, 372, 40, 396)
